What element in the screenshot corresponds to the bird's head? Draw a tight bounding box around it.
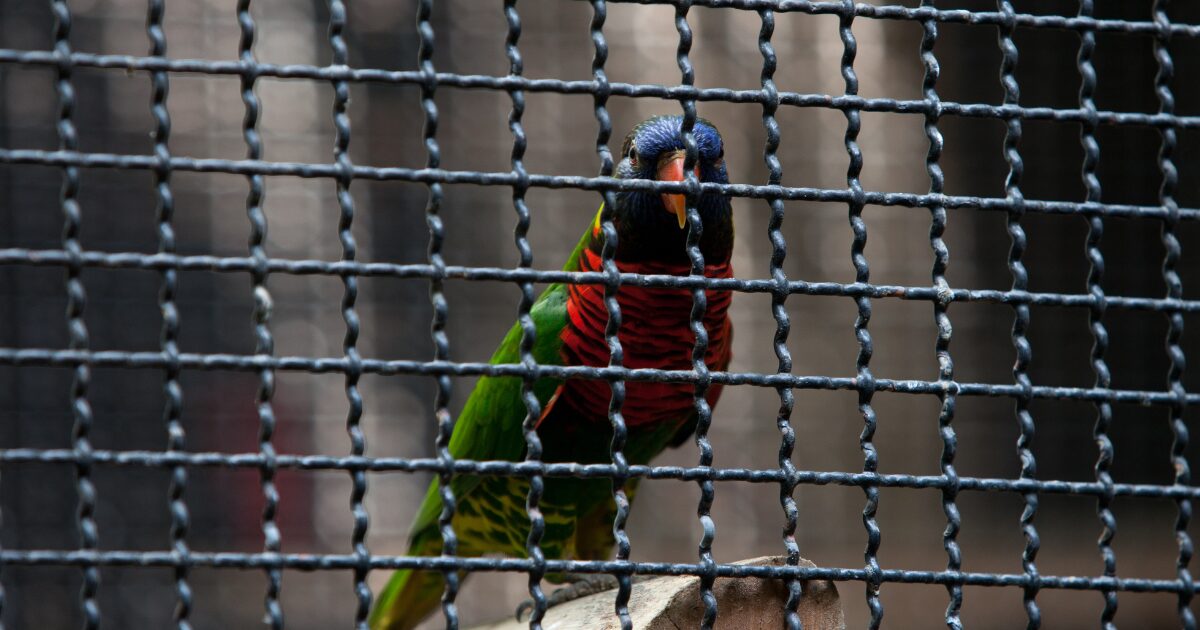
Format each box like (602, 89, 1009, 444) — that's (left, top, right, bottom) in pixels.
(610, 115, 733, 265)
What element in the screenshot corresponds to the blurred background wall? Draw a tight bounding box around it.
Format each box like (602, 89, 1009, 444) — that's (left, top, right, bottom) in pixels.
(3, 0, 1200, 627)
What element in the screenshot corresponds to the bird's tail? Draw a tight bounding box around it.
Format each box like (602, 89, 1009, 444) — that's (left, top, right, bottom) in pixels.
(369, 530, 452, 630)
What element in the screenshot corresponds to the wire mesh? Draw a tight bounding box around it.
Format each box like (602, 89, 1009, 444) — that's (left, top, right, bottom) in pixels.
(2, 0, 1200, 628)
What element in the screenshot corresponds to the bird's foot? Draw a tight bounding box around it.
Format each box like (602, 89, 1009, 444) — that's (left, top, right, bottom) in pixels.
(515, 574, 652, 622)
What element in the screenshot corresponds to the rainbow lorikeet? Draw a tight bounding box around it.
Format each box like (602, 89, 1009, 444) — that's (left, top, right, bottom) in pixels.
(370, 115, 734, 630)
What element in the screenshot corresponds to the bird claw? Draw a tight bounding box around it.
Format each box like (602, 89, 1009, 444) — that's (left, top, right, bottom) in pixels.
(515, 574, 649, 622)
(514, 599, 535, 623)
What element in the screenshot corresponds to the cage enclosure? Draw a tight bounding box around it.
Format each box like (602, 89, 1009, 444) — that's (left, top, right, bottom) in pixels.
(2, 0, 1200, 628)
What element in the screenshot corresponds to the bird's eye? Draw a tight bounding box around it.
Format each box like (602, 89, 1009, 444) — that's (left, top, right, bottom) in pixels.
(628, 146, 639, 166)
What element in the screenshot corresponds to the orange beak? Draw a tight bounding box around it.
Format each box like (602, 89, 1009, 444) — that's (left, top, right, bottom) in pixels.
(656, 150, 699, 229)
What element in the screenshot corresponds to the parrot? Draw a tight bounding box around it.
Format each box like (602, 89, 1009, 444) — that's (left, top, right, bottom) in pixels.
(370, 115, 734, 630)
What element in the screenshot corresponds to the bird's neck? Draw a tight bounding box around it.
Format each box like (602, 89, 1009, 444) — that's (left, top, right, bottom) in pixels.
(610, 196, 734, 265)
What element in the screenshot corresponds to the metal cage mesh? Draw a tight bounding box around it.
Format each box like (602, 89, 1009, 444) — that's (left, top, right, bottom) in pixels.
(2, 0, 1200, 628)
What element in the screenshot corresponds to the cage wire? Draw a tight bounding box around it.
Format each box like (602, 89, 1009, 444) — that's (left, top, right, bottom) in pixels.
(2, 0, 1200, 628)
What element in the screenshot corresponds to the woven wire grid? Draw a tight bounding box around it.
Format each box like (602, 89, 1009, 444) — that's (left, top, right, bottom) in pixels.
(2, 0, 1200, 628)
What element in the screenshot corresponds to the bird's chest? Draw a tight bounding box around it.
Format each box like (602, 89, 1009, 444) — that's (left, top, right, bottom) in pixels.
(558, 250, 733, 427)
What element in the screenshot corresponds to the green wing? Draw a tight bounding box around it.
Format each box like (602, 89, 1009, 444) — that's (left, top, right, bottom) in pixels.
(370, 209, 599, 630)
(408, 209, 595, 536)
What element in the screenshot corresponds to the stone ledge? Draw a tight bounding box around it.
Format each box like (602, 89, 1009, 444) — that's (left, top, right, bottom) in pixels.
(471, 556, 845, 630)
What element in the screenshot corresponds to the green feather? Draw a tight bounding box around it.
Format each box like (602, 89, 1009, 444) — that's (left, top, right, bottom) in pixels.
(369, 210, 596, 630)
